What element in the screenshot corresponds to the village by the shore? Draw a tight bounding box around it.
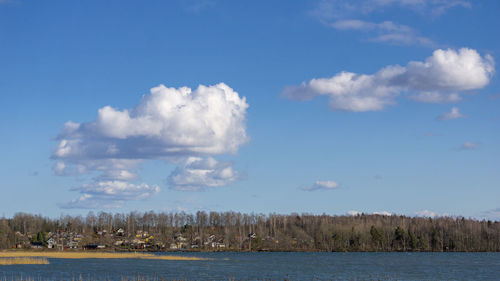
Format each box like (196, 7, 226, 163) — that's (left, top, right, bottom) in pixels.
(12, 228, 260, 252)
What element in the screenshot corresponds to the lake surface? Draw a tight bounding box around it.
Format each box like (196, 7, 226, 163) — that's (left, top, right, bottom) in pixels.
(1, 252, 499, 280)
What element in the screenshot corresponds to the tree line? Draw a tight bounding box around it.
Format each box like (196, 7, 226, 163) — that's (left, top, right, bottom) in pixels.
(0, 211, 499, 252)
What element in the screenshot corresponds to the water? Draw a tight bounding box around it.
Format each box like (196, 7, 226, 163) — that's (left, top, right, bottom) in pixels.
(1, 252, 499, 280)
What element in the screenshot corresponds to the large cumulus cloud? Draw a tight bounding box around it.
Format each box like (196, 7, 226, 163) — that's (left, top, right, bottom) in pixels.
(54, 83, 249, 208)
(282, 48, 494, 112)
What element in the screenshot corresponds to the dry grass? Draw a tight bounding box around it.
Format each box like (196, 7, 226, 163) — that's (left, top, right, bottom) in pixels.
(0, 251, 205, 261)
(0, 257, 49, 265)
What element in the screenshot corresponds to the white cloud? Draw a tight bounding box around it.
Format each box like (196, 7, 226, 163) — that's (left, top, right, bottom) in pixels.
(373, 211, 392, 216)
(427, 0, 471, 16)
(481, 208, 500, 221)
(331, 20, 411, 32)
(459, 141, 478, 150)
(347, 210, 392, 216)
(347, 210, 362, 216)
(60, 181, 160, 209)
(302, 180, 340, 191)
(371, 32, 434, 47)
(312, 0, 471, 20)
(53, 83, 249, 207)
(55, 83, 248, 158)
(410, 92, 461, 103)
(416, 209, 440, 217)
(53, 161, 66, 175)
(167, 157, 239, 191)
(436, 106, 465, 121)
(182, 0, 215, 14)
(311, 0, 470, 46)
(331, 20, 434, 47)
(283, 48, 494, 112)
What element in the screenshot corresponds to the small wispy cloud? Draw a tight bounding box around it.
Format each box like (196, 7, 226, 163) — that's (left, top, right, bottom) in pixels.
(416, 209, 440, 217)
(310, 0, 471, 47)
(331, 19, 435, 47)
(411, 92, 461, 103)
(480, 208, 500, 221)
(428, 0, 471, 16)
(489, 94, 500, 100)
(459, 141, 478, 150)
(373, 210, 392, 216)
(311, 0, 471, 20)
(347, 210, 362, 216)
(181, 0, 216, 14)
(348, 210, 392, 216)
(302, 180, 339, 191)
(436, 107, 465, 121)
(59, 181, 160, 209)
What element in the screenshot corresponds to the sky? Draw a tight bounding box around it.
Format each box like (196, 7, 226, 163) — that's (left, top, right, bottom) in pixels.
(0, 0, 499, 219)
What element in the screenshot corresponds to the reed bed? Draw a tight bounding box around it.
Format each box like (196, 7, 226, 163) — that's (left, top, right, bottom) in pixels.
(0, 276, 193, 281)
(0, 251, 205, 261)
(0, 257, 49, 265)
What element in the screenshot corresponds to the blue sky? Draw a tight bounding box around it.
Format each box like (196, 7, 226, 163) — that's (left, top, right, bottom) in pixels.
(0, 0, 499, 219)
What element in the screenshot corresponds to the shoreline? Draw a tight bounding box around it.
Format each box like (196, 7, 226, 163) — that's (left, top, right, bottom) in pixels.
(0, 251, 206, 260)
(2, 249, 499, 254)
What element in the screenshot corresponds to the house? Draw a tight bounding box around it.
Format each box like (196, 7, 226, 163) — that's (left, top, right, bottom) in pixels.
(66, 240, 79, 249)
(136, 230, 149, 238)
(115, 228, 125, 236)
(47, 237, 57, 249)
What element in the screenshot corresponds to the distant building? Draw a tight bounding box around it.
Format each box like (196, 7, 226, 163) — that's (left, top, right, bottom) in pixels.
(115, 228, 125, 236)
(47, 237, 57, 249)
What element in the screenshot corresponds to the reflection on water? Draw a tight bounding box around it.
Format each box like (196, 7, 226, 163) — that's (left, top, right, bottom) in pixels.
(1, 252, 499, 280)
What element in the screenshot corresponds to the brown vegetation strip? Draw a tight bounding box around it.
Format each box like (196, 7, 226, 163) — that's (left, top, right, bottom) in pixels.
(0, 252, 206, 261)
(0, 257, 49, 265)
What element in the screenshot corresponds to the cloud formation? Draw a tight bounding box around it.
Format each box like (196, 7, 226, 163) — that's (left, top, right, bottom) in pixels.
(167, 157, 239, 191)
(311, 0, 470, 46)
(283, 48, 494, 112)
(481, 208, 500, 221)
(436, 107, 465, 121)
(347, 210, 392, 216)
(331, 19, 434, 47)
(459, 142, 478, 150)
(302, 180, 339, 191)
(416, 209, 440, 217)
(347, 210, 362, 216)
(312, 0, 471, 20)
(373, 211, 392, 216)
(54, 83, 249, 208)
(60, 181, 160, 209)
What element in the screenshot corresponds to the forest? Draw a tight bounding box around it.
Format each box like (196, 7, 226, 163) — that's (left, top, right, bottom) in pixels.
(0, 211, 499, 252)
